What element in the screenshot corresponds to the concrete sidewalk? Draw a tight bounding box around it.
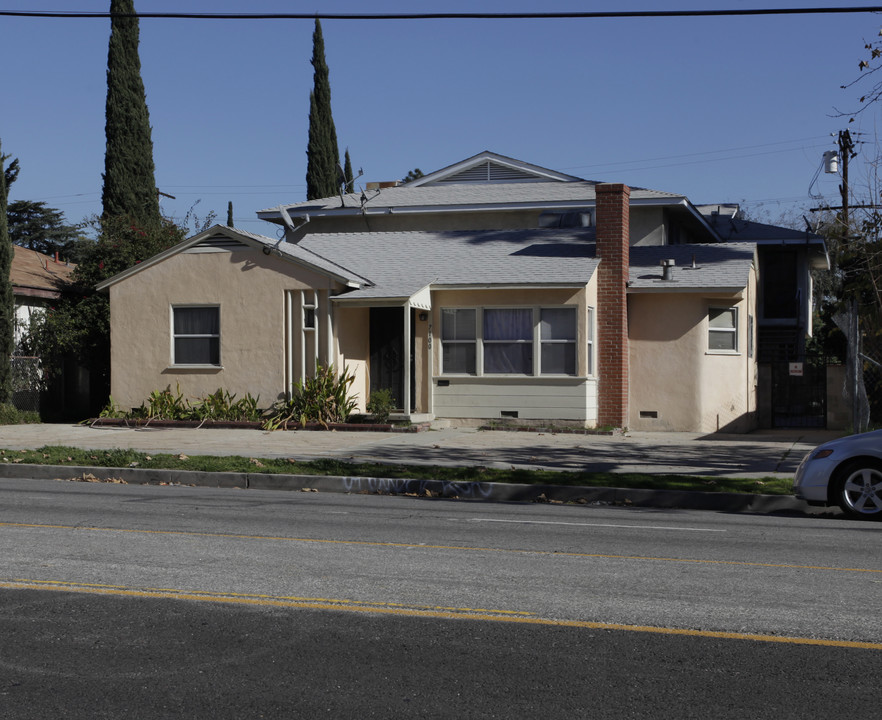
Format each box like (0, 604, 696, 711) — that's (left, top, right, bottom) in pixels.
(0, 422, 839, 478)
(0, 423, 844, 517)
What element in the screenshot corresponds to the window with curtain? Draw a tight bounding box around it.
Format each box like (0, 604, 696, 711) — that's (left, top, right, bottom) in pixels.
(173, 306, 220, 365)
(540, 308, 576, 375)
(440, 306, 580, 377)
(484, 308, 533, 374)
(441, 308, 476, 374)
(708, 307, 738, 352)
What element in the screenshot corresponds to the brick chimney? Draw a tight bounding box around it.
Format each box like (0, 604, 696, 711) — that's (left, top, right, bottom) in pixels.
(595, 183, 630, 429)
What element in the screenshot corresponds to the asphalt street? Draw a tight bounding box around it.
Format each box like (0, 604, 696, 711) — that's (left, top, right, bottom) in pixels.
(1, 477, 879, 718)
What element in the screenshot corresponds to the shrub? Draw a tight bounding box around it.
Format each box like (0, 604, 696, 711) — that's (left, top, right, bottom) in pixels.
(0, 403, 41, 425)
(264, 364, 357, 430)
(99, 386, 262, 423)
(188, 388, 262, 422)
(366, 388, 395, 424)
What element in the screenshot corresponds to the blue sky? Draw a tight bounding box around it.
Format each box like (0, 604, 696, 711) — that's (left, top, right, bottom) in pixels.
(2, 1, 881, 238)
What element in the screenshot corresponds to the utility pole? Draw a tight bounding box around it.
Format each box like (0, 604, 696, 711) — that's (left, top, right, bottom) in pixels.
(838, 129, 854, 250)
(836, 129, 864, 433)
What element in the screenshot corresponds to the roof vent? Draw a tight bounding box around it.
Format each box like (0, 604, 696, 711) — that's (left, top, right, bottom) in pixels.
(660, 258, 676, 281)
(438, 161, 537, 184)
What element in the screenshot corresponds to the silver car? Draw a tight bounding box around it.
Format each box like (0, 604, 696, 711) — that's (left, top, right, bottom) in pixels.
(794, 429, 882, 518)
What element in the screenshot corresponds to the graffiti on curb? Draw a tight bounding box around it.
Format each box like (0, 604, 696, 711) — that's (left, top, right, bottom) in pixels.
(340, 476, 493, 499)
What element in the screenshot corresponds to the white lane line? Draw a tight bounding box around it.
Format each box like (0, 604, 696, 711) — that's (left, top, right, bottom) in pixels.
(469, 518, 725, 532)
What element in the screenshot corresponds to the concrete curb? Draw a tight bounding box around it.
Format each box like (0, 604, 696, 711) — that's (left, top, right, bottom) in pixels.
(0, 462, 822, 516)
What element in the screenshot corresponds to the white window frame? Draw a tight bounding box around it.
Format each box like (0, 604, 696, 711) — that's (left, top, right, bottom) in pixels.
(708, 306, 739, 354)
(483, 307, 534, 375)
(439, 305, 579, 377)
(440, 308, 478, 375)
(171, 305, 221, 367)
(539, 307, 577, 376)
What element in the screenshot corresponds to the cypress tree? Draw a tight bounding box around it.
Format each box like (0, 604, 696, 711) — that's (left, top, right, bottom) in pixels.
(343, 148, 354, 194)
(101, 0, 161, 229)
(227, 201, 234, 227)
(305, 18, 341, 200)
(0, 142, 14, 404)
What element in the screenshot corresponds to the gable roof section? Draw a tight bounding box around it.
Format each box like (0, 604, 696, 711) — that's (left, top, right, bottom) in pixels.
(257, 151, 691, 223)
(96, 224, 365, 292)
(628, 243, 757, 292)
(297, 229, 601, 304)
(12, 246, 75, 299)
(404, 150, 584, 186)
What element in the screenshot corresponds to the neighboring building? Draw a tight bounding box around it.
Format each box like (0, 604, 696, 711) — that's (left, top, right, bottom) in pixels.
(11, 246, 74, 346)
(98, 151, 826, 432)
(10, 246, 76, 414)
(695, 205, 829, 428)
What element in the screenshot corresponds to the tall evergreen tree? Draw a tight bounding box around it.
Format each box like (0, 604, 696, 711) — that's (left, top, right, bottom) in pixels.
(2, 154, 19, 195)
(343, 148, 354, 194)
(101, 0, 161, 229)
(7, 201, 82, 256)
(227, 201, 234, 227)
(305, 18, 340, 200)
(0, 142, 14, 404)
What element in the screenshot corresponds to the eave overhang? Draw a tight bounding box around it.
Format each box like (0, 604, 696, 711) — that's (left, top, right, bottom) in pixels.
(96, 225, 362, 292)
(627, 286, 745, 296)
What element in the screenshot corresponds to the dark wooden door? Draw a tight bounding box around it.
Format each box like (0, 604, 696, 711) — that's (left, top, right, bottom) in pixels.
(370, 307, 404, 409)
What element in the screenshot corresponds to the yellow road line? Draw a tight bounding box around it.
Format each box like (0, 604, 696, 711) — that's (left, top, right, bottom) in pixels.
(1, 577, 533, 617)
(1, 520, 880, 575)
(2, 578, 880, 651)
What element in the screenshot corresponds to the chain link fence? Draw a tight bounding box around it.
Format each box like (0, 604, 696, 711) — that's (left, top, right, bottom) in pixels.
(835, 300, 882, 432)
(860, 312, 882, 429)
(10, 355, 44, 414)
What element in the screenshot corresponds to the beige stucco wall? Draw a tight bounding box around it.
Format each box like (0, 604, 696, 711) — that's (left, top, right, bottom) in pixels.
(108, 246, 344, 411)
(628, 279, 758, 433)
(334, 306, 370, 413)
(630, 207, 666, 246)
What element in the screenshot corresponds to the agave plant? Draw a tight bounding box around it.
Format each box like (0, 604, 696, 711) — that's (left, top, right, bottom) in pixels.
(263, 364, 358, 430)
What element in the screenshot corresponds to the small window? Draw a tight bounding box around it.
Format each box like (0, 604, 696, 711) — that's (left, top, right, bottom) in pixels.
(303, 306, 316, 330)
(484, 308, 533, 374)
(538, 210, 592, 228)
(173, 306, 220, 365)
(708, 307, 738, 352)
(441, 308, 476, 374)
(586, 306, 595, 375)
(540, 308, 576, 375)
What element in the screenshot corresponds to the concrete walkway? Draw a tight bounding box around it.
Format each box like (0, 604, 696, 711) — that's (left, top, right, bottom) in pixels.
(0, 422, 839, 479)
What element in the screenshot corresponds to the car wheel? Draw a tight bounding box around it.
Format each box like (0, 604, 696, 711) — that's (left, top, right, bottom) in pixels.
(835, 460, 882, 519)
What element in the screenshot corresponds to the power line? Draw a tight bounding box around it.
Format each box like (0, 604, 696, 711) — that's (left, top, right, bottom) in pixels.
(2, 7, 882, 20)
(560, 136, 832, 173)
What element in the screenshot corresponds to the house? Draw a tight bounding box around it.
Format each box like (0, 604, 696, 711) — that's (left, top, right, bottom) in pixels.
(97, 151, 826, 432)
(10, 246, 76, 413)
(11, 246, 74, 346)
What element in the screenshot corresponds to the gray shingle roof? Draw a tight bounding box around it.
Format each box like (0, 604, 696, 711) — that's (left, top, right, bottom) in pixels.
(259, 182, 685, 216)
(297, 229, 601, 301)
(628, 243, 756, 290)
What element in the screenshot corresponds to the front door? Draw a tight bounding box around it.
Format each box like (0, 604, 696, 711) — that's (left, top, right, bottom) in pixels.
(370, 307, 404, 409)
